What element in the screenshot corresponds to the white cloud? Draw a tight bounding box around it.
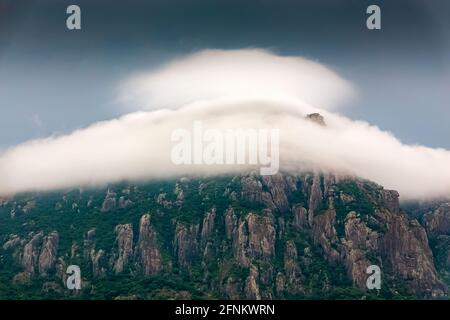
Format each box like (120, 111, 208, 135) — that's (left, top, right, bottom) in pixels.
(1, 49, 449, 200)
(119, 49, 355, 111)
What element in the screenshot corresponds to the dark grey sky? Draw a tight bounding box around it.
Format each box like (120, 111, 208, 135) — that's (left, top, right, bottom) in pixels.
(0, 0, 449, 149)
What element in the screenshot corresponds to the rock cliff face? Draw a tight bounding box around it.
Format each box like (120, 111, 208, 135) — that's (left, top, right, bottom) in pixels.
(421, 203, 450, 277)
(281, 240, 303, 295)
(380, 209, 443, 295)
(424, 203, 450, 237)
(0, 173, 448, 299)
(112, 224, 133, 274)
(3, 230, 60, 281)
(38, 231, 59, 276)
(308, 180, 445, 296)
(135, 214, 162, 276)
(22, 232, 44, 276)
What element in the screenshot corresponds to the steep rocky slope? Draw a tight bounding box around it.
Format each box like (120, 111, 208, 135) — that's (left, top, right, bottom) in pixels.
(0, 173, 448, 299)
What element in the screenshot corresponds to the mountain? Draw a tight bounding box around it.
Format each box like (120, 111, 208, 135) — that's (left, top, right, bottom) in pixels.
(0, 172, 449, 299)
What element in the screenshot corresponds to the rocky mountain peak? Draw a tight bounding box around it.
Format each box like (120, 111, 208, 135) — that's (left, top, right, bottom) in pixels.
(306, 113, 326, 126)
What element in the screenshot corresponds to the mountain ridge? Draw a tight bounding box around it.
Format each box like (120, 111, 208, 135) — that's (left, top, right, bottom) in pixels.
(0, 172, 449, 299)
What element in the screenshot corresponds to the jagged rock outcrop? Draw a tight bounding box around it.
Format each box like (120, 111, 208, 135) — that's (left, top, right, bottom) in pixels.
(156, 192, 172, 209)
(91, 249, 106, 277)
(135, 214, 162, 275)
(240, 173, 295, 212)
(226, 210, 276, 267)
(262, 175, 290, 212)
(38, 231, 59, 276)
(225, 208, 238, 240)
(174, 223, 199, 270)
(424, 203, 450, 237)
(81, 228, 106, 277)
(241, 175, 264, 203)
(21, 232, 44, 276)
(422, 203, 450, 272)
(283, 240, 303, 294)
(201, 208, 216, 243)
(293, 205, 308, 229)
(306, 175, 446, 296)
(112, 224, 133, 274)
(379, 208, 445, 296)
(101, 189, 117, 212)
(342, 212, 378, 288)
(308, 175, 324, 225)
(312, 208, 341, 263)
(246, 212, 276, 262)
(379, 189, 400, 215)
(0, 172, 448, 299)
(306, 113, 326, 126)
(245, 265, 261, 300)
(174, 183, 185, 205)
(4, 231, 58, 279)
(3, 234, 21, 251)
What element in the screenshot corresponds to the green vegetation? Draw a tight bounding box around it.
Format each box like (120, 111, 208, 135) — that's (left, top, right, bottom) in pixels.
(0, 176, 423, 300)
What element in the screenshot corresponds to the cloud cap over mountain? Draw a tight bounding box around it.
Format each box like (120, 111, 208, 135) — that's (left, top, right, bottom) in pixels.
(1, 50, 450, 201)
(119, 49, 355, 111)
